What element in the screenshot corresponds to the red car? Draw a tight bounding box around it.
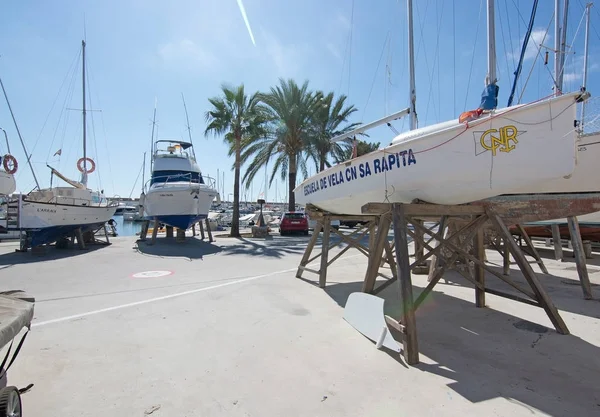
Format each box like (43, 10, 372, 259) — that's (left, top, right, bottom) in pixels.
(279, 212, 309, 236)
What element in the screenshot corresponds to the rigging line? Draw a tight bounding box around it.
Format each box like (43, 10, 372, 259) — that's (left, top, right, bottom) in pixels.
(496, 0, 512, 95)
(503, 0, 517, 79)
(518, 12, 554, 104)
(507, 0, 539, 107)
(86, 59, 102, 192)
(453, 0, 456, 116)
(40, 47, 81, 161)
(347, 0, 355, 97)
(462, 0, 484, 112)
(557, 8, 587, 89)
(361, 32, 390, 122)
(424, 0, 444, 124)
(128, 158, 144, 199)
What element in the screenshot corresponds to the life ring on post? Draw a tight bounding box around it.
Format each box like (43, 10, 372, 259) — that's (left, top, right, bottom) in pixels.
(77, 157, 96, 174)
(2, 154, 18, 174)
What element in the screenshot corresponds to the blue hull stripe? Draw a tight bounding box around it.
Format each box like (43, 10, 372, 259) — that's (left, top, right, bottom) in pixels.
(24, 222, 107, 247)
(145, 214, 207, 230)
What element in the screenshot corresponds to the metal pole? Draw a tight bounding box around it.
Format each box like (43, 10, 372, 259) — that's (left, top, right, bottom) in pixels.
(407, 0, 417, 131)
(0, 128, 11, 154)
(82, 40, 87, 185)
(581, 3, 592, 128)
(557, 0, 569, 90)
(0, 77, 40, 189)
(554, 0, 562, 93)
(486, 0, 497, 85)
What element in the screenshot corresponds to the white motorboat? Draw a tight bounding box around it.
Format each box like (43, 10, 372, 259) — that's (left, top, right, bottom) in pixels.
(143, 140, 218, 230)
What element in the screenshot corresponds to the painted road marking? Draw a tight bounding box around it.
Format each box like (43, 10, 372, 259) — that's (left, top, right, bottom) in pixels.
(131, 270, 173, 278)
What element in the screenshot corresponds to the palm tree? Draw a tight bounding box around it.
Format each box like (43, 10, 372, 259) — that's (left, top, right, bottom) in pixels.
(332, 139, 381, 164)
(204, 84, 266, 237)
(241, 79, 321, 211)
(306, 91, 359, 172)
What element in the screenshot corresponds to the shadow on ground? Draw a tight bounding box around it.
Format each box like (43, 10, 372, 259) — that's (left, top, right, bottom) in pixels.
(219, 236, 313, 258)
(134, 237, 223, 260)
(319, 275, 600, 417)
(0, 243, 106, 268)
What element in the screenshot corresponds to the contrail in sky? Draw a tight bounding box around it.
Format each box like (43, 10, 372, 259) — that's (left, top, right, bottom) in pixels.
(236, 0, 256, 46)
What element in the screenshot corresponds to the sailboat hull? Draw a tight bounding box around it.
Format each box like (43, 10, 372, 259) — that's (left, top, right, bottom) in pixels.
(18, 200, 118, 246)
(0, 171, 16, 196)
(295, 91, 583, 215)
(144, 182, 217, 230)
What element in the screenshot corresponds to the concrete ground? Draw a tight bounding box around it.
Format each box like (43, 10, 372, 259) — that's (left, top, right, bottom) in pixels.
(0, 230, 599, 416)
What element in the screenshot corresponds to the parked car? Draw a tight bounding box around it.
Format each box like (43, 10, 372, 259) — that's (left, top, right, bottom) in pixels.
(279, 212, 309, 236)
(307, 215, 340, 231)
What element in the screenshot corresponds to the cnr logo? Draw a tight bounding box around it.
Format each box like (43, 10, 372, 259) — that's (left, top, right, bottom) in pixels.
(479, 125, 519, 156)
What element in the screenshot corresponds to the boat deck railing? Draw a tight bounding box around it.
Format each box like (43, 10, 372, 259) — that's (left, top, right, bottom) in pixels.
(146, 173, 216, 190)
(25, 194, 119, 208)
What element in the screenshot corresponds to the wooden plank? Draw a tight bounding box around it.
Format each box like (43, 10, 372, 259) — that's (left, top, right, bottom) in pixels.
(551, 224, 564, 261)
(319, 219, 331, 288)
(362, 202, 485, 216)
(503, 240, 511, 276)
(516, 224, 549, 274)
(566, 216, 593, 300)
(296, 222, 322, 278)
(474, 228, 486, 308)
(427, 216, 447, 282)
(205, 218, 214, 242)
(199, 221, 206, 240)
(392, 204, 419, 365)
(150, 220, 159, 245)
(362, 215, 391, 293)
(487, 210, 570, 335)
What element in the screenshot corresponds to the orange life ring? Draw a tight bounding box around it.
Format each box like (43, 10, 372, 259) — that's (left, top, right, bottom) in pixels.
(2, 154, 17, 174)
(77, 157, 96, 174)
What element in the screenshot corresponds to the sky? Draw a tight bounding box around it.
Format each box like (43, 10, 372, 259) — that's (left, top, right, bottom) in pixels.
(1, 0, 599, 202)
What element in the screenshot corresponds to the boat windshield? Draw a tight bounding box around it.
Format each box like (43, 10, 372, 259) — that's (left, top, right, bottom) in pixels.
(154, 142, 195, 161)
(151, 170, 205, 185)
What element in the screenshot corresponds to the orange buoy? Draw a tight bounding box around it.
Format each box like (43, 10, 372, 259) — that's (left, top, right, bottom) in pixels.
(2, 154, 18, 174)
(77, 157, 96, 174)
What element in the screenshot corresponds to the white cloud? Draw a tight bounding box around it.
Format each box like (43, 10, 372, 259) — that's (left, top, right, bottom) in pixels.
(562, 72, 582, 83)
(509, 28, 551, 62)
(260, 28, 309, 78)
(327, 42, 341, 59)
(157, 39, 217, 70)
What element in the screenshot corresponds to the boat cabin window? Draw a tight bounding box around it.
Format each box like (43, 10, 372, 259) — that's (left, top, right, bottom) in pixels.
(151, 170, 204, 185)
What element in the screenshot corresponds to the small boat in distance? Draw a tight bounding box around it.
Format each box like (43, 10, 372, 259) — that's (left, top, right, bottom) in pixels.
(142, 140, 218, 230)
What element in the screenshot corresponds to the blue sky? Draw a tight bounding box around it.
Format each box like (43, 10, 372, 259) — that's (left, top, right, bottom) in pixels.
(1, 0, 598, 201)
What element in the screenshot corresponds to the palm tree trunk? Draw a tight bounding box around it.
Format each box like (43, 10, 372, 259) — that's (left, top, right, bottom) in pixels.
(319, 154, 326, 172)
(230, 135, 241, 237)
(288, 153, 297, 211)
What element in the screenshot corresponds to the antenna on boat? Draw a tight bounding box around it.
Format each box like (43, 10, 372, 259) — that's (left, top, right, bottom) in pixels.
(181, 93, 196, 159)
(407, 0, 417, 130)
(0, 76, 40, 189)
(142, 152, 146, 193)
(150, 99, 157, 173)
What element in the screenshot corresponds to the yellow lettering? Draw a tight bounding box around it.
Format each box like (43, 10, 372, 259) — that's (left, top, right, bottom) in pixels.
(479, 125, 519, 156)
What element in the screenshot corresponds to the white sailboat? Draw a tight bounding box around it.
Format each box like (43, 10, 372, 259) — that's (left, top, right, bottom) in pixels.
(141, 98, 218, 230)
(13, 40, 117, 247)
(294, 0, 593, 219)
(0, 160, 16, 196)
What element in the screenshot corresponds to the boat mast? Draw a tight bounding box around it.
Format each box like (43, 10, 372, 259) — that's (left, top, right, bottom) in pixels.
(407, 0, 417, 131)
(486, 0, 497, 86)
(558, 0, 570, 90)
(554, 0, 562, 94)
(0, 77, 40, 189)
(581, 2, 592, 128)
(141, 152, 146, 193)
(181, 93, 196, 159)
(81, 40, 88, 186)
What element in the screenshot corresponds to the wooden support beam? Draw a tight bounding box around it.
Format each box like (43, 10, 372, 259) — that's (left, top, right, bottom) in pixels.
(75, 228, 85, 250)
(192, 223, 196, 237)
(362, 215, 391, 293)
(487, 210, 569, 335)
(503, 240, 511, 276)
(166, 226, 174, 238)
(319, 219, 331, 288)
(551, 224, 564, 261)
(427, 216, 447, 282)
(391, 204, 419, 365)
(566, 216, 593, 299)
(296, 222, 322, 279)
(515, 224, 549, 274)
(150, 220, 159, 245)
(205, 218, 214, 242)
(199, 221, 205, 240)
(474, 228, 486, 308)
